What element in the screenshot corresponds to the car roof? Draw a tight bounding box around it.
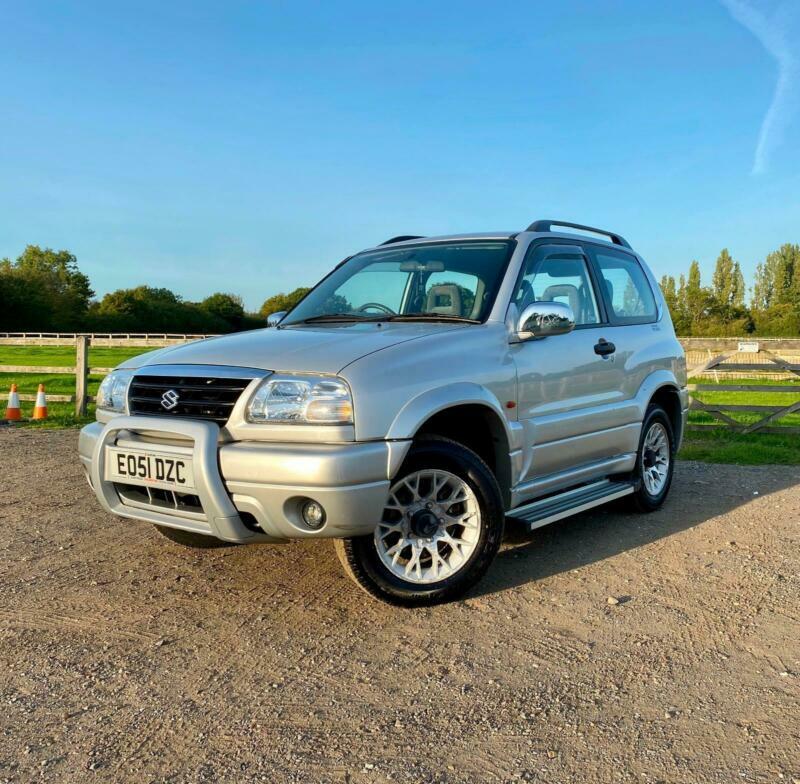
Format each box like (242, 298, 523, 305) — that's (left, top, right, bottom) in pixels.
(363, 230, 635, 253)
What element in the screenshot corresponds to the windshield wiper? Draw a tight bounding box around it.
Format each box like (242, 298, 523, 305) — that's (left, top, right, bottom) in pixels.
(385, 313, 480, 324)
(291, 312, 479, 326)
(294, 313, 385, 324)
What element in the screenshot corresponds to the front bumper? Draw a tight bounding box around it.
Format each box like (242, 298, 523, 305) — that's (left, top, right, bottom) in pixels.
(79, 416, 410, 543)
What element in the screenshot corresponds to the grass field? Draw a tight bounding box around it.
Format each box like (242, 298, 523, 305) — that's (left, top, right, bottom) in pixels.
(0, 345, 144, 368)
(679, 429, 799, 464)
(2, 345, 798, 462)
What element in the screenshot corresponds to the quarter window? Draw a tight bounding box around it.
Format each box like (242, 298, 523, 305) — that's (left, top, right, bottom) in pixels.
(591, 249, 657, 323)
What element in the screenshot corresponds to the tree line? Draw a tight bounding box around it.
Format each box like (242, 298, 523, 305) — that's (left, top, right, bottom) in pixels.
(0, 245, 293, 334)
(659, 244, 800, 336)
(1, 243, 798, 336)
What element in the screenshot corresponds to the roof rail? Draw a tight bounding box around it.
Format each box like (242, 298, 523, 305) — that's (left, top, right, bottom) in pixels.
(380, 235, 425, 245)
(526, 219, 631, 249)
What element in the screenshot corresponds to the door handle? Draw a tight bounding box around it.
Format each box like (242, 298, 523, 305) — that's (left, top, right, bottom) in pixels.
(594, 339, 616, 356)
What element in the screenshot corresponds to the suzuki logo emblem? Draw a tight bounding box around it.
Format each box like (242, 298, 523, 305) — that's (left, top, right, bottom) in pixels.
(161, 389, 180, 410)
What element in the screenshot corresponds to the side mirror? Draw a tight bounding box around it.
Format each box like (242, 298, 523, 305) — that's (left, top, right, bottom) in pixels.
(266, 311, 287, 327)
(517, 301, 575, 341)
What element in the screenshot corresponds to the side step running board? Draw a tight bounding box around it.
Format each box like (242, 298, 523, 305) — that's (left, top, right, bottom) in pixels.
(507, 479, 635, 532)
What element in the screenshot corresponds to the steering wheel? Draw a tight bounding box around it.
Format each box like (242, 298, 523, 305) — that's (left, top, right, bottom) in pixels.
(358, 302, 396, 315)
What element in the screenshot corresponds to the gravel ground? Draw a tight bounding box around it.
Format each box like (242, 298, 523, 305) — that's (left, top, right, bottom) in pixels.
(0, 428, 798, 784)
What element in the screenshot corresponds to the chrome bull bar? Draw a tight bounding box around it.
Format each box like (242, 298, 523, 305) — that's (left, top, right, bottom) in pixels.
(90, 415, 258, 542)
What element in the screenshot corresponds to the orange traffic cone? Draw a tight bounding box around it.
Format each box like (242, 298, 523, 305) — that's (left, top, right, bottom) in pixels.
(32, 384, 48, 420)
(4, 384, 22, 421)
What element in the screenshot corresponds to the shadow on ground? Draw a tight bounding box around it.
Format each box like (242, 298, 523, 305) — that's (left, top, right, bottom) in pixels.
(475, 460, 800, 598)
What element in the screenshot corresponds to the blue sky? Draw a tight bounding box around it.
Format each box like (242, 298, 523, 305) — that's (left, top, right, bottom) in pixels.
(1, 0, 798, 311)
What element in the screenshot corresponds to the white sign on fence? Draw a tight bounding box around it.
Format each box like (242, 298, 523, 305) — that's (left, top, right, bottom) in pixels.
(738, 341, 760, 353)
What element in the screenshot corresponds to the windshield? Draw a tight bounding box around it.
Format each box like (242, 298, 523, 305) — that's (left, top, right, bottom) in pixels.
(282, 240, 515, 325)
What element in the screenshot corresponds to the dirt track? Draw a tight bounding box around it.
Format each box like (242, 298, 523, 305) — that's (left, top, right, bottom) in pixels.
(0, 428, 798, 783)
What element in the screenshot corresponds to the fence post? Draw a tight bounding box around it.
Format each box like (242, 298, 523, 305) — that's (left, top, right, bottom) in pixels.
(75, 336, 89, 416)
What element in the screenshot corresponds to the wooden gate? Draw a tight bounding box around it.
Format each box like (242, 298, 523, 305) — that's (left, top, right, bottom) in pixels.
(685, 341, 800, 435)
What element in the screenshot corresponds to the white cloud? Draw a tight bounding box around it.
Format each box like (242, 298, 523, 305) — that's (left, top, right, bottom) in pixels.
(719, 0, 799, 174)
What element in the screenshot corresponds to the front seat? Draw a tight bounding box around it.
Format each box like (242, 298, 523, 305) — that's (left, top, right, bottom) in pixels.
(542, 284, 580, 317)
(425, 284, 462, 316)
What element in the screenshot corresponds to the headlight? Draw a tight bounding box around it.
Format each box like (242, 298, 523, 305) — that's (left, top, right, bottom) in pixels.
(96, 370, 133, 413)
(247, 375, 353, 425)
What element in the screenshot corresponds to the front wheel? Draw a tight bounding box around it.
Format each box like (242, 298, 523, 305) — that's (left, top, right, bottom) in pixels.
(335, 437, 505, 606)
(628, 404, 675, 512)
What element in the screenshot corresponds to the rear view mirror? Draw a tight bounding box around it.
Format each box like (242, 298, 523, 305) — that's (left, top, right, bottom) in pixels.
(399, 261, 445, 273)
(517, 301, 575, 341)
(266, 311, 287, 327)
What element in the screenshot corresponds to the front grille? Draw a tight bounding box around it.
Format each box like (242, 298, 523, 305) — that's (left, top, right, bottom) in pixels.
(128, 375, 251, 425)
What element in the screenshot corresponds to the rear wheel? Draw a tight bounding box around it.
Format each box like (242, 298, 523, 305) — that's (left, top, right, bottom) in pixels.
(154, 525, 235, 548)
(628, 404, 675, 512)
(334, 437, 505, 606)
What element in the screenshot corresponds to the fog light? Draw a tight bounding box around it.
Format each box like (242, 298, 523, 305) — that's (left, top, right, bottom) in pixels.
(301, 500, 326, 529)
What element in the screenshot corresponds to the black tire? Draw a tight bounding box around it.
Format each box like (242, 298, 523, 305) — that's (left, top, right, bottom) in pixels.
(154, 525, 235, 548)
(334, 436, 505, 606)
(628, 404, 675, 512)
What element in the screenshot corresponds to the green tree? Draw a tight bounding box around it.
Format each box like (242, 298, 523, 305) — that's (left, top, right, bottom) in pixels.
(88, 286, 228, 333)
(622, 277, 641, 314)
(704, 249, 752, 334)
(711, 249, 735, 307)
(752, 243, 799, 309)
(685, 260, 705, 318)
(710, 249, 746, 310)
(199, 293, 245, 330)
(659, 274, 690, 334)
(0, 245, 93, 331)
(732, 262, 745, 307)
(259, 287, 311, 317)
(0, 269, 30, 331)
(750, 244, 800, 336)
(751, 303, 800, 336)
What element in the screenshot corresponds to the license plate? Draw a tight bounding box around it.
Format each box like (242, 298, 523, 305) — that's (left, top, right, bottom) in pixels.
(105, 447, 195, 491)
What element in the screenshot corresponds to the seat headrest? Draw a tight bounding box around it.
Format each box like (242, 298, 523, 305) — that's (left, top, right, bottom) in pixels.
(542, 284, 580, 314)
(425, 284, 462, 316)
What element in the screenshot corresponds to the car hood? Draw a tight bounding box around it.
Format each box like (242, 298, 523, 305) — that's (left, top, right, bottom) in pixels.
(120, 322, 469, 374)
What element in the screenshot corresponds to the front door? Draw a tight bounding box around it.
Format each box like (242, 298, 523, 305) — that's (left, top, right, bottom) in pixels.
(510, 242, 634, 494)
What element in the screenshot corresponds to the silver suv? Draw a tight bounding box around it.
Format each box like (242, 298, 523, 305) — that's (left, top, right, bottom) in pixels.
(79, 220, 687, 605)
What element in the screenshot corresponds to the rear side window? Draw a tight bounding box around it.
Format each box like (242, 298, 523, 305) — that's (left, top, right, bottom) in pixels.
(590, 248, 657, 324)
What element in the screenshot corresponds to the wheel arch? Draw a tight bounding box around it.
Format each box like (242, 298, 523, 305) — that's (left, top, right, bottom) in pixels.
(386, 384, 514, 507)
(636, 370, 685, 450)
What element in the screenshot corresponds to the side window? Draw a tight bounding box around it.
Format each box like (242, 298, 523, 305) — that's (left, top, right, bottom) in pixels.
(514, 248, 600, 326)
(591, 249, 657, 323)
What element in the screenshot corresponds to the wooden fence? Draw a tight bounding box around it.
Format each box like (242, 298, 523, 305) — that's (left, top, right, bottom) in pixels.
(0, 334, 211, 415)
(0, 332, 217, 347)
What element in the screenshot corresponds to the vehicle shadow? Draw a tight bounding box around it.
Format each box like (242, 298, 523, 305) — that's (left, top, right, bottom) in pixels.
(473, 460, 800, 598)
